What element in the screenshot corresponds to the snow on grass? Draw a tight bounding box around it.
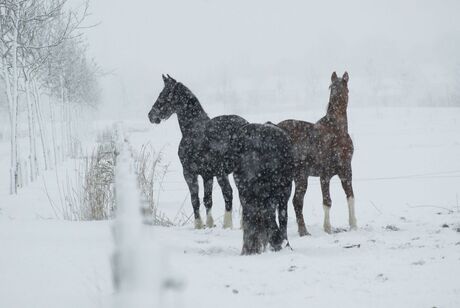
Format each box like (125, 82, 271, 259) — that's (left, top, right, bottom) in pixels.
(0, 107, 460, 307)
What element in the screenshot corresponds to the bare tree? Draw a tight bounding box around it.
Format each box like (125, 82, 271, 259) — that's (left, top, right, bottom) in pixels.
(0, 0, 99, 193)
(1, 0, 23, 194)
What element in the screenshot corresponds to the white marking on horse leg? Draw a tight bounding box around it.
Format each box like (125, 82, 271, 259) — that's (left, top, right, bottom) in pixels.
(239, 205, 243, 229)
(223, 210, 233, 229)
(194, 217, 204, 229)
(348, 197, 357, 230)
(323, 205, 332, 234)
(206, 209, 214, 228)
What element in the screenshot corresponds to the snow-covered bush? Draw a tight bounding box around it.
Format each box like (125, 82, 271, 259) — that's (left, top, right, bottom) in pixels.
(133, 143, 172, 226)
(54, 129, 117, 221)
(80, 143, 117, 220)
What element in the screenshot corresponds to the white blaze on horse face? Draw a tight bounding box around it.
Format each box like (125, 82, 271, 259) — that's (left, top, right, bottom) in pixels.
(323, 205, 332, 234)
(348, 197, 357, 230)
(223, 210, 233, 229)
(206, 209, 214, 228)
(194, 217, 204, 229)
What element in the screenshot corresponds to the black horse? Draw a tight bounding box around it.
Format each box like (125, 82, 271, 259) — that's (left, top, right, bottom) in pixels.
(148, 74, 248, 229)
(231, 122, 294, 255)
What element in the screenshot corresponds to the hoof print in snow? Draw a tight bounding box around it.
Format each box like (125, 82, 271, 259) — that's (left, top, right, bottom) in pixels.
(376, 273, 388, 282)
(412, 260, 425, 266)
(232, 289, 239, 294)
(287, 265, 297, 272)
(441, 223, 449, 228)
(384, 225, 400, 231)
(343, 244, 361, 249)
(333, 227, 348, 233)
(455, 228, 460, 233)
(298, 227, 311, 237)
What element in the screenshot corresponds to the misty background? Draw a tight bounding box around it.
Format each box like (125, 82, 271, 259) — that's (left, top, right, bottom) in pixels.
(84, 0, 460, 119)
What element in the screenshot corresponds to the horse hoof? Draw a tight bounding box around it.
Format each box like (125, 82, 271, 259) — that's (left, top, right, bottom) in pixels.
(324, 225, 332, 234)
(349, 224, 358, 231)
(223, 211, 233, 229)
(206, 220, 214, 228)
(206, 216, 214, 228)
(298, 227, 311, 237)
(194, 218, 204, 229)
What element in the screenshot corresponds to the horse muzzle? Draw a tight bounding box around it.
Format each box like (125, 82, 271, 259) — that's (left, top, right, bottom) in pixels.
(148, 110, 161, 124)
(149, 116, 161, 124)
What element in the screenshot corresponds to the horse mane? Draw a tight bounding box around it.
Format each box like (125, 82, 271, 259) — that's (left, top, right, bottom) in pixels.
(176, 82, 209, 118)
(319, 79, 349, 133)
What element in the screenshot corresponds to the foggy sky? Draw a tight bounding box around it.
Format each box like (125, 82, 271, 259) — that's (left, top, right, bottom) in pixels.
(83, 0, 460, 118)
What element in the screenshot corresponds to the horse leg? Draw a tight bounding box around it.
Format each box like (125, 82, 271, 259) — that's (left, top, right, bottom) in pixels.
(217, 175, 233, 229)
(241, 199, 262, 255)
(233, 173, 245, 229)
(184, 171, 202, 229)
(268, 203, 283, 252)
(203, 177, 214, 228)
(320, 176, 333, 234)
(277, 181, 292, 242)
(339, 169, 357, 230)
(293, 172, 309, 236)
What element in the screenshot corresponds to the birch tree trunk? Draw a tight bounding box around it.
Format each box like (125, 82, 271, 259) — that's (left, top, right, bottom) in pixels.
(1, 53, 16, 194)
(1, 13, 21, 194)
(49, 100, 59, 168)
(25, 75, 38, 181)
(32, 79, 49, 171)
(59, 76, 67, 160)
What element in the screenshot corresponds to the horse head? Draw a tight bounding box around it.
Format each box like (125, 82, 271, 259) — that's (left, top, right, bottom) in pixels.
(328, 71, 349, 114)
(148, 74, 181, 124)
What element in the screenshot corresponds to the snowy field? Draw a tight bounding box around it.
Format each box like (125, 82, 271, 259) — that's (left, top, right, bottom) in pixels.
(1, 106, 460, 307)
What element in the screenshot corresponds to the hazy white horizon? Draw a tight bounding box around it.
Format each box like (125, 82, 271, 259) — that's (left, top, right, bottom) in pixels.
(83, 0, 460, 119)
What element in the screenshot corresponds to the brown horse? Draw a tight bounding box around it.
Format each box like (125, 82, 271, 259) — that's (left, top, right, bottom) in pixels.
(278, 71, 357, 236)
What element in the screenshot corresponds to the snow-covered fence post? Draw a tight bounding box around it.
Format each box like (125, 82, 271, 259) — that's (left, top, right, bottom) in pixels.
(111, 122, 182, 307)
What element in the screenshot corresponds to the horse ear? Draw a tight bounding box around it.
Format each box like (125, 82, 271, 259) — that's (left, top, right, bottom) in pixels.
(167, 74, 176, 83)
(343, 72, 349, 83)
(162, 74, 168, 83)
(331, 71, 338, 82)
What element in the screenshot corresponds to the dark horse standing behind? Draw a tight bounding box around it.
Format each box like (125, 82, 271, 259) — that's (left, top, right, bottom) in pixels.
(231, 123, 294, 254)
(148, 75, 248, 229)
(278, 71, 357, 236)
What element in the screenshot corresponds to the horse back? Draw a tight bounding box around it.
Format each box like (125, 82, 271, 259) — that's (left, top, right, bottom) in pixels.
(178, 115, 249, 176)
(277, 119, 318, 168)
(204, 115, 249, 174)
(206, 115, 249, 146)
(277, 119, 315, 144)
(234, 123, 294, 188)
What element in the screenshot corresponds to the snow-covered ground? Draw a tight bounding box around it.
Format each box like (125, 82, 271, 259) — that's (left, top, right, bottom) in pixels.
(1, 107, 460, 307)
